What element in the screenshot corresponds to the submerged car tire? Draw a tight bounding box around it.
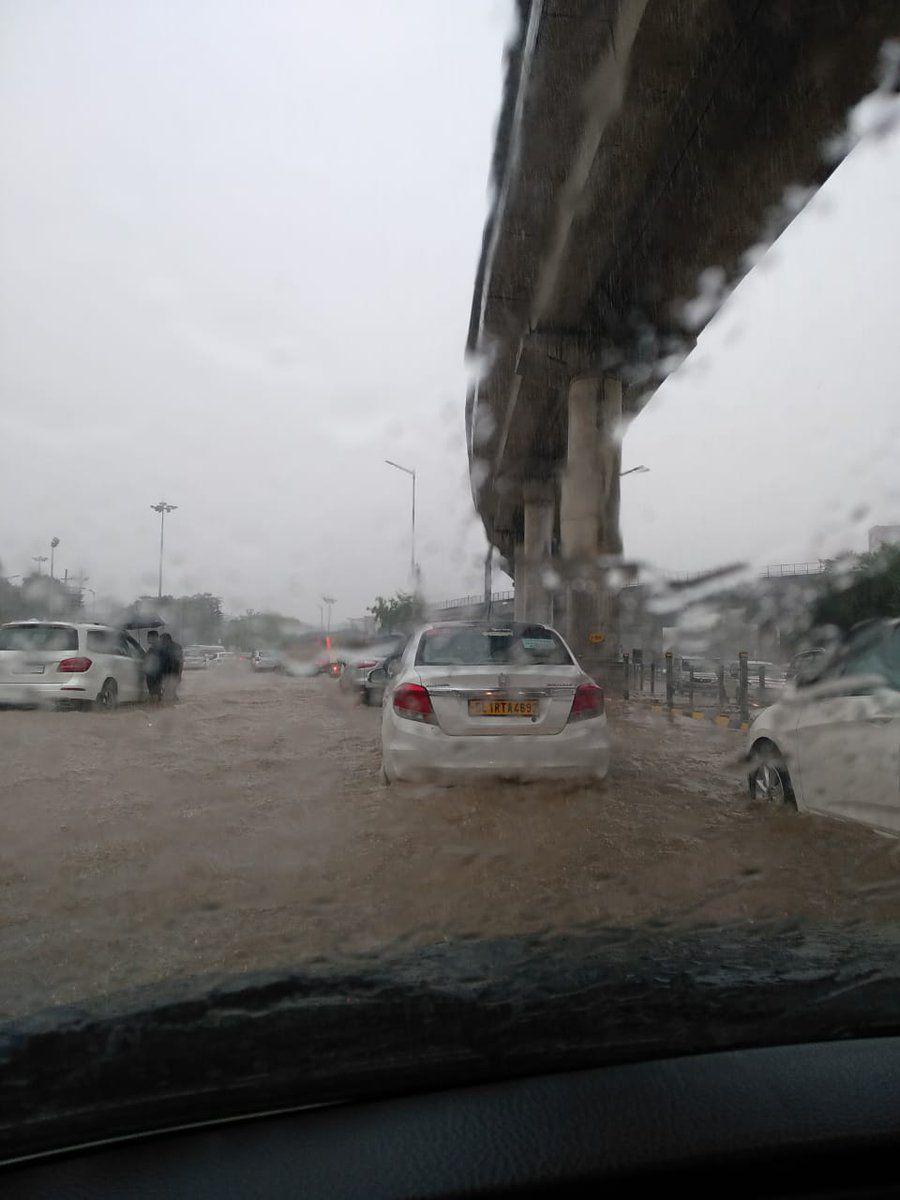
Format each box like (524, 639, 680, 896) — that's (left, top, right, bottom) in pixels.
(94, 678, 119, 712)
(748, 740, 795, 808)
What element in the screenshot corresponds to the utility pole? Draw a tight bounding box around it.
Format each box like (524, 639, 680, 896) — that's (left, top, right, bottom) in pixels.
(385, 460, 417, 585)
(50, 537, 60, 580)
(151, 501, 178, 600)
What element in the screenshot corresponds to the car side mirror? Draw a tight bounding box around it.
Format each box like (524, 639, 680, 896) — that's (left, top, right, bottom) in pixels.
(368, 666, 388, 684)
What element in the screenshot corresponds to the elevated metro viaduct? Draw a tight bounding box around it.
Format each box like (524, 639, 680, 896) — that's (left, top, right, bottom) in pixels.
(466, 0, 898, 667)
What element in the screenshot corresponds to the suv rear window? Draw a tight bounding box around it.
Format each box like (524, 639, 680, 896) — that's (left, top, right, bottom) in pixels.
(416, 626, 572, 667)
(0, 625, 78, 652)
(87, 630, 121, 655)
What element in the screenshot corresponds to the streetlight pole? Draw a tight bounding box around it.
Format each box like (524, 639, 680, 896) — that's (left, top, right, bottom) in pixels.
(322, 595, 335, 633)
(150, 501, 178, 600)
(385, 460, 416, 584)
(50, 537, 60, 580)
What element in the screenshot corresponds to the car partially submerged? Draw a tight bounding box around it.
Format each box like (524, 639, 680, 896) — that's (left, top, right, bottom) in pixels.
(339, 633, 408, 703)
(251, 649, 284, 672)
(380, 621, 609, 784)
(182, 647, 209, 670)
(0, 620, 147, 709)
(747, 620, 900, 833)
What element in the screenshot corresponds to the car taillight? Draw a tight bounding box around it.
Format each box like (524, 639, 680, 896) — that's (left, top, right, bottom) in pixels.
(57, 657, 92, 673)
(392, 682, 436, 725)
(568, 681, 604, 722)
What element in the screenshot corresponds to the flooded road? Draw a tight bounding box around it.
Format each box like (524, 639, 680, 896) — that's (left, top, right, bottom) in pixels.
(2, 666, 898, 1020)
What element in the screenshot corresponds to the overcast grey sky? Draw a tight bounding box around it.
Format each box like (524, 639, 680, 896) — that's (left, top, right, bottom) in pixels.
(1, 2, 898, 624)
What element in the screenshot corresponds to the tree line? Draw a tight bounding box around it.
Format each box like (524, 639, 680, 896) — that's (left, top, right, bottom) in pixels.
(0, 568, 317, 652)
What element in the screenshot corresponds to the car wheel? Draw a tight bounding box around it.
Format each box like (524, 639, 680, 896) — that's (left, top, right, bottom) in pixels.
(95, 678, 119, 712)
(748, 741, 795, 808)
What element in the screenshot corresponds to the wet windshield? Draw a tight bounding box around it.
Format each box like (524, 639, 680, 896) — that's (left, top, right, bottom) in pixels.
(1, 0, 900, 1164)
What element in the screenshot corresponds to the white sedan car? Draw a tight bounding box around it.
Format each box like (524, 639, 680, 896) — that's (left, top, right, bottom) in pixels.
(380, 621, 609, 784)
(747, 620, 900, 833)
(0, 620, 148, 709)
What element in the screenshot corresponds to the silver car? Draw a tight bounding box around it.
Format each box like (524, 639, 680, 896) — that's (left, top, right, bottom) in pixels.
(747, 620, 900, 833)
(339, 635, 408, 704)
(0, 621, 148, 709)
(380, 621, 610, 784)
(251, 649, 283, 673)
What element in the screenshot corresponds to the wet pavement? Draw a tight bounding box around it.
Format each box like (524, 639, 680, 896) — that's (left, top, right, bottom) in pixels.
(2, 667, 899, 1020)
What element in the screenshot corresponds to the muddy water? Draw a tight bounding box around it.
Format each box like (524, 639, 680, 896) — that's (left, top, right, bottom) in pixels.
(1, 668, 898, 1019)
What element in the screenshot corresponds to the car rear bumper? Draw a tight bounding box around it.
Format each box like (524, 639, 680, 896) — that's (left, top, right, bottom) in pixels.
(383, 712, 610, 784)
(0, 679, 97, 706)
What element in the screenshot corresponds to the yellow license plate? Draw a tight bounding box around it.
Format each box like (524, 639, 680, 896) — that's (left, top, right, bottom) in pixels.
(468, 699, 537, 717)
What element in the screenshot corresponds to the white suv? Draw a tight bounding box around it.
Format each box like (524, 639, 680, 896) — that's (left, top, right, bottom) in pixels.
(0, 621, 148, 710)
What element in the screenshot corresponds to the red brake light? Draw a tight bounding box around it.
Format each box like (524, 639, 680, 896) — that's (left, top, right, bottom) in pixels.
(568, 681, 604, 722)
(58, 657, 92, 673)
(392, 682, 436, 725)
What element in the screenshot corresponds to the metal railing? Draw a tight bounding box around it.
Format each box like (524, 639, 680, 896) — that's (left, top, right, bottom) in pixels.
(434, 561, 824, 611)
(759, 561, 825, 579)
(433, 590, 514, 611)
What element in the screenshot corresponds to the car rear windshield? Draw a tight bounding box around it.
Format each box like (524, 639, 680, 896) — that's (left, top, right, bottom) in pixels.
(416, 626, 572, 667)
(0, 625, 78, 652)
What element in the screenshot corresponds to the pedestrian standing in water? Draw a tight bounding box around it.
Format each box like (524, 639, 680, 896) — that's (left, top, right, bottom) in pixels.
(159, 632, 184, 704)
(144, 629, 164, 703)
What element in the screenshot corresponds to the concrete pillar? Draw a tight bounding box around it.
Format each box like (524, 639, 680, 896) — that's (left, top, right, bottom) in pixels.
(559, 374, 622, 665)
(522, 485, 555, 624)
(513, 540, 526, 622)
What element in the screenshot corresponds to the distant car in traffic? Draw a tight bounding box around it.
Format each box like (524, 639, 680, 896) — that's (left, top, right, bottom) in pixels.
(678, 658, 720, 691)
(251, 649, 283, 673)
(379, 621, 609, 785)
(747, 619, 900, 832)
(183, 647, 209, 670)
(206, 651, 235, 666)
(339, 634, 408, 704)
(311, 651, 341, 676)
(0, 620, 147, 710)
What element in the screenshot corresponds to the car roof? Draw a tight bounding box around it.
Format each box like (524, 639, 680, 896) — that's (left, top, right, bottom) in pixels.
(417, 620, 556, 633)
(1, 620, 115, 631)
